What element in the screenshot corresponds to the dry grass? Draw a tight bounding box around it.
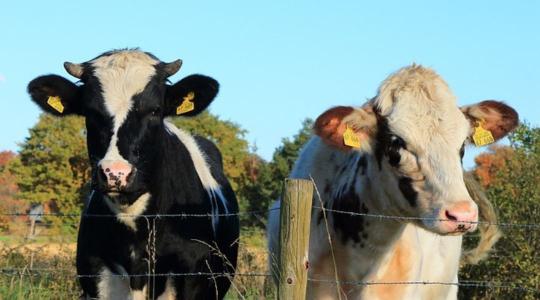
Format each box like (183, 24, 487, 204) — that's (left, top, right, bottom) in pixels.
(0, 227, 274, 300)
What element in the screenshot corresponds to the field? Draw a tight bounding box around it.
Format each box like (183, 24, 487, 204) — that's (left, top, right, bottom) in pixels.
(0, 227, 275, 300)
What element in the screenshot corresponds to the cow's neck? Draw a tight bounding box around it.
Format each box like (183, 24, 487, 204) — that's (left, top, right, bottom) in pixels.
(305, 139, 408, 280)
(148, 121, 226, 221)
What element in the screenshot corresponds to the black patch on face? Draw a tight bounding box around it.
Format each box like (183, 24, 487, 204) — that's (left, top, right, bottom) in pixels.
(459, 144, 465, 165)
(374, 115, 391, 169)
(398, 177, 417, 207)
(388, 151, 401, 166)
(79, 65, 114, 174)
(112, 77, 167, 195)
(331, 185, 369, 244)
(373, 111, 418, 207)
(388, 136, 406, 167)
(374, 112, 409, 170)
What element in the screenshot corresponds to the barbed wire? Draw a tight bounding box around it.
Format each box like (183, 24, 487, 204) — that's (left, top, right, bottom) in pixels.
(1, 268, 537, 293)
(0, 268, 270, 279)
(307, 278, 538, 293)
(2, 206, 540, 229)
(0, 208, 278, 219)
(313, 206, 540, 229)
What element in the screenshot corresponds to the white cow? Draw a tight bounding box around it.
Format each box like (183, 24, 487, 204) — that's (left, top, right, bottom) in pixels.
(268, 64, 518, 299)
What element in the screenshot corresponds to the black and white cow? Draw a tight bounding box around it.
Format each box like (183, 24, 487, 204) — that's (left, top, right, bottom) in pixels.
(28, 49, 239, 299)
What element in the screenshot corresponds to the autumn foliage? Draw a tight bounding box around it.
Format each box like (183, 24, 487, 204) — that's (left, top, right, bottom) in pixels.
(0, 151, 27, 231)
(474, 145, 515, 188)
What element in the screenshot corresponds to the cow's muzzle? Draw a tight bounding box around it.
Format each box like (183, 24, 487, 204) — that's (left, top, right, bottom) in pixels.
(439, 201, 478, 234)
(97, 160, 136, 193)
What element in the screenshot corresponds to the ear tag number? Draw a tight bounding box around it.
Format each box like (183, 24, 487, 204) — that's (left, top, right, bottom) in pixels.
(47, 96, 64, 113)
(176, 92, 195, 115)
(472, 120, 495, 146)
(343, 125, 361, 148)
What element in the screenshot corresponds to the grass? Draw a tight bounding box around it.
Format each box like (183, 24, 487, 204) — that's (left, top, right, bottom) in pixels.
(0, 240, 79, 299)
(0, 226, 275, 300)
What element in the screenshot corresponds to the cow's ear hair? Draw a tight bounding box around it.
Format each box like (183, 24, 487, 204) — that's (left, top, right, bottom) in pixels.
(461, 100, 519, 144)
(164, 74, 219, 117)
(314, 105, 378, 151)
(27, 75, 82, 116)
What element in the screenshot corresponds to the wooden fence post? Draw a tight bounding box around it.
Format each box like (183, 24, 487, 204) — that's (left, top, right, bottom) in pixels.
(277, 179, 314, 300)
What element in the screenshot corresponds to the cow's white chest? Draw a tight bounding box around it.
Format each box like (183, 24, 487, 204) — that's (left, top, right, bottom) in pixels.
(103, 193, 151, 231)
(415, 226, 462, 299)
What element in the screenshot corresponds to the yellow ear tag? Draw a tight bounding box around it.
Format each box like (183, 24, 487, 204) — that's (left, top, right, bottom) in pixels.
(472, 120, 495, 146)
(47, 96, 64, 113)
(176, 92, 195, 115)
(343, 125, 361, 148)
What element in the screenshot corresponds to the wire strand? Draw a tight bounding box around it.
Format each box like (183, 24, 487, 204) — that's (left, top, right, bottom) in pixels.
(3, 206, 540, 229)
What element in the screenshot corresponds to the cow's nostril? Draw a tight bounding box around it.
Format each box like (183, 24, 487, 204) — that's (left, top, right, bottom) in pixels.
(445, 210, 458, 221)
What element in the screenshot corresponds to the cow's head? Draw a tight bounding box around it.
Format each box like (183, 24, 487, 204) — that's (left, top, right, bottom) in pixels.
(314, 65, 518, 235)
(28, 49, 219, 205)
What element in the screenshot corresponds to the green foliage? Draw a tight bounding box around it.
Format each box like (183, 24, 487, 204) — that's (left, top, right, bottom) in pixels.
(268, 118, 314, 196)
(9, 115, 89, 234)
(169, 112, 249, 192)
(460, 123, 540, 299)
(238, 119, 313, 227)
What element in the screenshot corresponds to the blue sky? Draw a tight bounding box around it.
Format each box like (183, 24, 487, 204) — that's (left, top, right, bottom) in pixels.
(0, 1, 538, 168)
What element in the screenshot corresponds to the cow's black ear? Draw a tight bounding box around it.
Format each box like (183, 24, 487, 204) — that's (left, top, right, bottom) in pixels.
(165, 74, 219, 117)
(27, 75, 82, 116)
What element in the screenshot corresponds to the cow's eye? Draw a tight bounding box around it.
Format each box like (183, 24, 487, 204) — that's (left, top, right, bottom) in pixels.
(150, 108, 161, 116)
(390, 135, 406, 149)
(459, 144, 465, 159)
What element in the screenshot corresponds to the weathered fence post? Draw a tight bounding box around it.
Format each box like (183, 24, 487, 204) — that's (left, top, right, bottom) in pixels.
(277, 179, 314, 300)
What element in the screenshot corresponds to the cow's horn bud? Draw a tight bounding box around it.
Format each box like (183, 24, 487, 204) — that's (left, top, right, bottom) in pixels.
(163, 59, 182, 77)
(64, 62, 84, 78)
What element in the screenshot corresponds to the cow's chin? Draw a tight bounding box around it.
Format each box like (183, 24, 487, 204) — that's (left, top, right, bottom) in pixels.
(105, 190, 146, 207)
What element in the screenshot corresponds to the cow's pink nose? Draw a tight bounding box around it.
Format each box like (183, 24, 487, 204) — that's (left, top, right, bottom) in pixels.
(441, 201, 478, 233)
(100, 160, 133, 190)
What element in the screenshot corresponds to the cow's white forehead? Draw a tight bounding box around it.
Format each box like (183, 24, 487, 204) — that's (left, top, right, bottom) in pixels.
(375, 64, 470, 150)
(91, 51, 159, 121)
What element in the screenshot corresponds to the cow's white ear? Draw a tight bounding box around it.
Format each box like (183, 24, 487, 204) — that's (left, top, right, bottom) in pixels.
(461, 100, 519, 145)
(165, 74, 219, 117)
(27, 75, 82, 116)
(314, 105, 377, 151)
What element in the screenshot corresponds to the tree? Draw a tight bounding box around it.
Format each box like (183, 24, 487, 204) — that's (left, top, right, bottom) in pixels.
(460, 123, 540, 300)
(268, 118, 314, 195)
(170, 112, 249, 192)
(474, 145, 515, 188)
(0, 151, 25, 232)
(9, 114, 89, 233)
(238, 119, 314, 227)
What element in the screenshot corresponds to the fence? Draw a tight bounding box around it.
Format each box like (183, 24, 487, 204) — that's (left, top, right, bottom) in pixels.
(0, 178, 539, 299)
